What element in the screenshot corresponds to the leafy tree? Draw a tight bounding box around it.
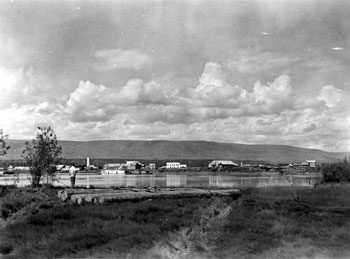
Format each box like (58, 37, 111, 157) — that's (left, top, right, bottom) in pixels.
(0, 129, 10, 156)
(22, 126, 62, 187)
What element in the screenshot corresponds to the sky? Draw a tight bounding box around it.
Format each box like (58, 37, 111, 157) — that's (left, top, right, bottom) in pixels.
(0, 0, 349, 152)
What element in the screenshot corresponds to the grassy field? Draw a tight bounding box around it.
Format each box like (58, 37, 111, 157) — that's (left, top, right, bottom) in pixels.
(1, 185, 350, 259)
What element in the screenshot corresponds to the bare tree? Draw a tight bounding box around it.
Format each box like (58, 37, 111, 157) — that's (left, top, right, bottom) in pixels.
(22, 126, 62, 187)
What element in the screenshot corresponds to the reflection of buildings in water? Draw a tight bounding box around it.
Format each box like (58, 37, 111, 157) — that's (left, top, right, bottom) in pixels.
(66, 174, 158, 188)
(1, 174, 44, 187)
(125, 175, 137, 187)
(112, 174, 127, 187)
(166, 174, 187, 187)
(256, 176, 289, 188)
(1, 174, 32, 187)
(89, 174, 127, 188)
(255, 176, 317, 188)
(94, 174, 126, 188)
(135, 175, 155, 188)
(209, 175, 319, 189)
(209, 175, 233, 188)
(123, 175, 156, 188)
(147, 175, 156, 187)
(208, 175, 247, 188)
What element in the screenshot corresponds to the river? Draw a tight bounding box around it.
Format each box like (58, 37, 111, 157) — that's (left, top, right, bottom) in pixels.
(0, 172, 320, 188)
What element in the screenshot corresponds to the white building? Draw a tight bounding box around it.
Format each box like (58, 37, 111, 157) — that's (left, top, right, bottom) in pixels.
(103, 163, 121, 169)
(166, 162, 180, 169)
(305, 160, 316, 168)
(149, 163, 156, 170)
(208, 160, 239, 169)
(165, 162, 187, 169)
(101, 167, 125, 175)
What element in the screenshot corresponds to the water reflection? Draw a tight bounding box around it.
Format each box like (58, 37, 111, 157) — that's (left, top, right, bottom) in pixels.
(0, 173, 320, 189)
(209, 175, 318, 188)
(166, 175, 187, 187)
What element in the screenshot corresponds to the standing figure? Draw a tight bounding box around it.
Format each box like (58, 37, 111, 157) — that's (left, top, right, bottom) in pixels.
(69, 163, 77, 188)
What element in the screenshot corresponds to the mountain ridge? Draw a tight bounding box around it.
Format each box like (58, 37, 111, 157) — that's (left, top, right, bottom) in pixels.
(3, 139, 349, 163)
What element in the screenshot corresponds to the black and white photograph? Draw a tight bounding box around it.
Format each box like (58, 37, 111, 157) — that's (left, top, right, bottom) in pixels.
(0, 0, 350, 258)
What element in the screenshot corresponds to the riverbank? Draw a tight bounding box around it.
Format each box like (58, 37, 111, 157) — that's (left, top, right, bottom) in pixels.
(1, 184, 350, 258)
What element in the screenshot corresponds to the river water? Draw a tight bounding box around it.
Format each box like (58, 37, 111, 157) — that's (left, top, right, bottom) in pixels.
(0, 172, 320, 188)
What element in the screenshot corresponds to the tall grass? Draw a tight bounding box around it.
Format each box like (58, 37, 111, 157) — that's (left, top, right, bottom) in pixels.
(1, 186, 350, 258)
(214, 186, 350, 259)
(0, 197, 213, 258)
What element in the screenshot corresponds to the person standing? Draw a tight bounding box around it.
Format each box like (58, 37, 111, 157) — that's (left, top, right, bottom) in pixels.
(69, 163, 78, 188)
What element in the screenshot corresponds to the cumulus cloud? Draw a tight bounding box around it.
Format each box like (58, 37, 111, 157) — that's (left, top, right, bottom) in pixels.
(198, 62, 225, 87)
(109, 63, 296, 125)
(0, 103, 61, 139)
(189, 62, 293, 116)
(64, 78, 176, 122)
(317, 85, 344, 108)
(65, 81, 114, 122)
(252, 74, 292, 112)
(93, 48, 154, 71)
(189, 62, 248, 108)
(117, 79, 174, 106)
(0, 66, 46, 108)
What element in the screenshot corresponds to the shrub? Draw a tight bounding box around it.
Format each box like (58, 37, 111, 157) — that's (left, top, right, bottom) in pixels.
(321, 159, 350, 182)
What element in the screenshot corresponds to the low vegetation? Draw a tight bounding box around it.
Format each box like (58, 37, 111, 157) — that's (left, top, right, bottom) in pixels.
(0, 191, 214, 258)
(0, 187, 57, 220)
(1, 185, 350, 258)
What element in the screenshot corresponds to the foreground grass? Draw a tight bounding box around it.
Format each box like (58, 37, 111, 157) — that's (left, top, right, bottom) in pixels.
(0, 190, 216, 258)
(213, 185, 350, 259)
(1, 185, 350, 258)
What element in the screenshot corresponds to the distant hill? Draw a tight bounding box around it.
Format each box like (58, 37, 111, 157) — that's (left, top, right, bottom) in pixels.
(3, 139, 349, 163)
